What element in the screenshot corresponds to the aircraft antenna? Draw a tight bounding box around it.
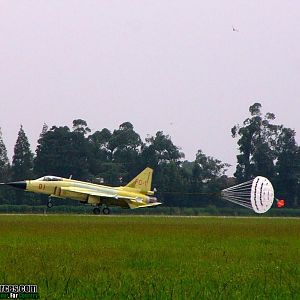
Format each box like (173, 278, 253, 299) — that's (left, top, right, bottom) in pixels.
(221, 176, 274, 214)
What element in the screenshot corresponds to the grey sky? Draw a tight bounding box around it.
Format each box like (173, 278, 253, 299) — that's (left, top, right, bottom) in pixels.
(1, 1, 300, 175)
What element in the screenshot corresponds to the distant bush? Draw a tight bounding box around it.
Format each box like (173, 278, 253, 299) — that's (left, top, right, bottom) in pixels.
(0, 204, 299, 217)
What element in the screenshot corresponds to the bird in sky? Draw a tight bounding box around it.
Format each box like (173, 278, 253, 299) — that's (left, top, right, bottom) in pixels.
(232, 26, 239, 32)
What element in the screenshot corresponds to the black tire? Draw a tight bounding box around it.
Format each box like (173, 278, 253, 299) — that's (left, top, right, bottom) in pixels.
(102, 207, 110, 215)
(93, 207, 101, 215)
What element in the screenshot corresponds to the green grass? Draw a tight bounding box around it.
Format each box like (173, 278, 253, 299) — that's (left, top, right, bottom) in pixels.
(0, 215, 299, 299)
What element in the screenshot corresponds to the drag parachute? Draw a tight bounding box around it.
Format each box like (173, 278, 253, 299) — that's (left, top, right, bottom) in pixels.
(221, 176, 274, 214)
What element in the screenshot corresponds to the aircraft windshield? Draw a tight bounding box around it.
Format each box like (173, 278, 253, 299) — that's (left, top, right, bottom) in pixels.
(37, 176, 63, 181)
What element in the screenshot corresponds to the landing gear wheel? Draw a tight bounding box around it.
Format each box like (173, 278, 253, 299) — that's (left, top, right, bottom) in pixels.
(47, 201, 53, 208)
(102, 207, 110, 215)
(93, 207, 101, 215)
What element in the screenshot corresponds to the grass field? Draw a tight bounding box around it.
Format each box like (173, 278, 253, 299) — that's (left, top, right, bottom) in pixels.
(0, 215, 299, 299)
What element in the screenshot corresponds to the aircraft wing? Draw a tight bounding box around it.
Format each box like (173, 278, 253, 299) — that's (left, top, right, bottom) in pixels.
(59, 186, 136, 200)
(59, 186, 117, 198)
(58, 186, 161, 208)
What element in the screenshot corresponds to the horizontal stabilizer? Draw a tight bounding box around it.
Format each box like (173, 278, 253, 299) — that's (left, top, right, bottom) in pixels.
(128, 202, 162, 209)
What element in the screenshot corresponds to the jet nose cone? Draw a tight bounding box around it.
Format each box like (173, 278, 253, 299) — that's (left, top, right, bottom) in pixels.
(6, 181, 27, 190)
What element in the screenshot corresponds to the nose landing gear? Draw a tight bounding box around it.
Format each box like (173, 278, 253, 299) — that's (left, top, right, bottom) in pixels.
(47, 197, 53, 208)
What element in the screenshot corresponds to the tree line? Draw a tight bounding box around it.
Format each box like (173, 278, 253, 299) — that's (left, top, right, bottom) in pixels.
(0, 102, 300, 208)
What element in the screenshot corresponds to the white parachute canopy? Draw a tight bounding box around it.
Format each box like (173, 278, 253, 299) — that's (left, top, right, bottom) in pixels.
(221, 176, 274, 214)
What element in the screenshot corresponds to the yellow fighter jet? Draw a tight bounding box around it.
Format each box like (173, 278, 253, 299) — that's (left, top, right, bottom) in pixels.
(5, 167, 161, 215)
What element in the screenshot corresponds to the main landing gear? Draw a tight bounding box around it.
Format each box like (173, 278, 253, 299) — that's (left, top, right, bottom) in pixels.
(93, 207, 101, 215)
(102, 207, 110, 215)
(92, 206, 110, 215)
(47, 197, 53, 208)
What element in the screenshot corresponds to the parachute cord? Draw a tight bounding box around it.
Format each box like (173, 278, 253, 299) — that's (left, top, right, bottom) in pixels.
(159, 191, 221, 197)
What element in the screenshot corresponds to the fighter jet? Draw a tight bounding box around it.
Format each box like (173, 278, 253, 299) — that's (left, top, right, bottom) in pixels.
(4, 167, 161, 215)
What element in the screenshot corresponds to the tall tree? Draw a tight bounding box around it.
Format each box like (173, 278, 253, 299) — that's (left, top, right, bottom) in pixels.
(88, 128, 112, 177)
(11, 125, 34, 181)
(141, 131, 185, 206)
(72, 119, 91, 136)
(275, 127, 299, 206)
(108, 122, 142, 156)
(181, 150, 230, 207)
(107, 122, 143, 183)
(232, 103, 279, 182)
(142, 131, 184, 167)
(0, 128, 11, 204)
(232, 103, 300, 207)
(193, 150, 230, 181)
(0, 127, 10, 182)
(40, 123, 48, 138)
(34, 123, 90, 180)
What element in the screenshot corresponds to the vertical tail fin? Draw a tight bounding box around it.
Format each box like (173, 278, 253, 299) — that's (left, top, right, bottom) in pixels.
(126, 168, 153, 193)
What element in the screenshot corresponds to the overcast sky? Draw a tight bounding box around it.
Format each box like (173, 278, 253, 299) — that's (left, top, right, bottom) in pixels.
(1, 1, 300, 175)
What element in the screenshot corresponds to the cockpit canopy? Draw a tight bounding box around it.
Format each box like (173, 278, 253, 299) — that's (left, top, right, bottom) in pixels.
(37, 176, 63, 181)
